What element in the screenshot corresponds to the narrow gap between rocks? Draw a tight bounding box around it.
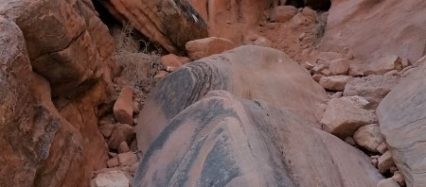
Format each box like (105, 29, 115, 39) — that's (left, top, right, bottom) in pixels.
(285, 0, 331, 11)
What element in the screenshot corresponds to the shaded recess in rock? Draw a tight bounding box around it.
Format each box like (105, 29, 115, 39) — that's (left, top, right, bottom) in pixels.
(285, 0, 331, 11)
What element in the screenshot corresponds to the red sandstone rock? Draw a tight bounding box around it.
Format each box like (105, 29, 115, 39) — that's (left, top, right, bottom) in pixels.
(113, 87, 134, 125)
(96, 0, 208, 52)
(185, 37, 237, 60)
(160, 54, 191, 69)
(108, 124, 135, 150)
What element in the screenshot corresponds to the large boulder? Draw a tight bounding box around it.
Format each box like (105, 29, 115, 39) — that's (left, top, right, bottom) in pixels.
(0, 16, 106, 187)
(0, 0, 115, 186)
(321, 0, 426, 63)
(134, 91, 383, 187)
(136, 45, 328, 151)
(377, 56, 426, 186)
(96, 0, 208, 53)
(0, 0, 115, 97)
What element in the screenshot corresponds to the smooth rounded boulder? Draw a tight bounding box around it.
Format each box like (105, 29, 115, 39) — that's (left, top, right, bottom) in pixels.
(377, 56, 426, 186)
(134, 91, 382, 187)
(136, 45, 328, 152)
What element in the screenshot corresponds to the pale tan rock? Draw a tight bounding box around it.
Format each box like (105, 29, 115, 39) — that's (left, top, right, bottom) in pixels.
(96, 0, 208, 52)
(376, 178, 400, 187)
(118, 141, 130, 153)
(270, 6, 298, 23)
(340, 96, 371, 109)
(91, 170, 130, 187)
(366, 55, 402, 75)
(113, 87, 134, 125)
(377, 58, 426, 186)
(312, 64, 326, 73)
(376, 142, 388, 154)
(344, 74, 400, 106)
(321, 0, 426, 64)
(321, 98, 377, 138)
(319, 75, 352, 91)
(185, 37, 236, 60)
(392, 171, 405, 185)
(118, 152, 138, 167)
(251, 36, 272, 47)
(328, 58, 350, 75)
(160, 54, 190, 69)
(353, 124, 385, 152)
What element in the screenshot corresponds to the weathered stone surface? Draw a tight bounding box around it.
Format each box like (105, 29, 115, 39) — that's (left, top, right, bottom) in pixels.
(97, 0, 208, 53)
(321, 0, 426, 63)
(392, 171, 405, 186)
(0, 16, 107, 187)
(118, 152, 138, 167)
(185, 37, 236, 60)
(134, 91, 382, 187)
(377, 56, 426, 186)
(328, 58, 350, 75)
(1, 0, 115, 97)
(91, 170, 130, 187)
(321, 97, 377, 138)
(366, 55, 402, 75)
(354, 124, 385, 152)
(269, 5, 297, 23)
(319, 75, 351, 91)
(137, 46, 327, 151)
(344, 74, 400, 106)
(118, 141, 130, 153)
(377, 178, 400, 187)
(188, 0, 274, 43)
(160, 54, 190, 69)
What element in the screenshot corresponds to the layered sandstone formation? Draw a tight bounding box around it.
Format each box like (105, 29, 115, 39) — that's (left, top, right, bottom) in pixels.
(0, 0, 425, 187)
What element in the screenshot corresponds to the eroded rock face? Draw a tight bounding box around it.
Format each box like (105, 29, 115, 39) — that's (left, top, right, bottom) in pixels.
(97, 0, 208, 53)
(136, 45, 327, 151)
(0, 16, 94, 187)
(134, 91, 382, 187)
(321, 0, 426, 63)
(0, 0, 115, 186)
(1, 0, 115, 97)
(189, 0, 276, 42)
(377, 56, 426, 186)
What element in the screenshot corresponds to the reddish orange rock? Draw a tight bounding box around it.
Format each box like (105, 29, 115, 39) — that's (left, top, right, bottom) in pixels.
(113, 87, 134, 125)
(160, 54, 191, 68)
(185, 37, 236, 60)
